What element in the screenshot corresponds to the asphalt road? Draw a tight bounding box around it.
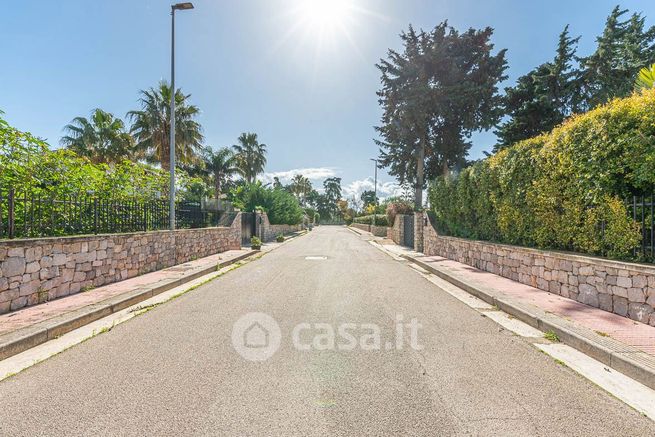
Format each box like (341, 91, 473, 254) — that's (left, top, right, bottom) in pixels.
(1, 226, 654, 436)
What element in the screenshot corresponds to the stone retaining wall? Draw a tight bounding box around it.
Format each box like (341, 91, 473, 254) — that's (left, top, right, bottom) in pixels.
(420, 213, 655, 325)
(257, 212, 303, 242)
(351, 223, 388, 237)
(0, 213, 241, 314)
(387, 215, 405, 245)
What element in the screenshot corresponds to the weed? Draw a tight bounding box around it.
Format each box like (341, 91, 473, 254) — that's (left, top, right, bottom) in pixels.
(544, 331, 560, 342)
(595, 330, 609, 337)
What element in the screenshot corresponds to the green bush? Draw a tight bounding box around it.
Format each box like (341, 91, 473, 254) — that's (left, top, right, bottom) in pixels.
(353, 214, 389, 226)
(429, 90, 655, 260)
(230, 182, 303, 225)
(266, 188, 304, 225)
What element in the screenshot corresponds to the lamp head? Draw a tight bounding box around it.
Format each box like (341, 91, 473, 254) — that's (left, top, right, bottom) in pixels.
(172, 2, 194, 11)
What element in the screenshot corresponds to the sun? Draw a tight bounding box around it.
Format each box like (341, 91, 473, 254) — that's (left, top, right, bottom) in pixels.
(297, 0, 354, 33)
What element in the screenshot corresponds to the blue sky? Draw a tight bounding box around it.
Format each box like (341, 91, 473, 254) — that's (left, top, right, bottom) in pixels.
(2, 0, 654, 199)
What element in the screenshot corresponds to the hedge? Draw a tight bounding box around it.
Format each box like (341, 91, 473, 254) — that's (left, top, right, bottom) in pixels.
(353, 214, 389, 227)
(429, 89, 655, 260)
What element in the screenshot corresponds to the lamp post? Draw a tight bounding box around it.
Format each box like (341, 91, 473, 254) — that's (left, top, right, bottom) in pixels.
(169, 2, 194, 230)
(370, 158, 378, 226)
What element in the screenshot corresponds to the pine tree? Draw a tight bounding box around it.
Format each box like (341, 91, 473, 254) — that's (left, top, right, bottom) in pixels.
(495, 26, 580, 151)
(376, 23, 507, 207)
(577, 7, 655, 110)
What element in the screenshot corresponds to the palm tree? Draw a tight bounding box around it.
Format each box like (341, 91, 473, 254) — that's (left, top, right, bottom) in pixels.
(290, 174, 312, 205)
(60, 108, 133, 164)
(127, 81, 203, 170)
(201, 146, 239, 199)
(232, 132, 267, 183)
(635, 63, 655, 91)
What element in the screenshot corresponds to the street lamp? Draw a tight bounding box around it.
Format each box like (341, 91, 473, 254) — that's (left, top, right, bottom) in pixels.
(370, 158, 378, 226)
(169, 2, 194, 231)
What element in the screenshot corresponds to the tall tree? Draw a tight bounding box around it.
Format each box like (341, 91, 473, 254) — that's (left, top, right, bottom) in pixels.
(376, 23, 507, 208)
(272, 176, 283, 189)
(577, 7, 655, 110)
(360, 190, 378, 207)
(61, 108, 133, 164)
(495, 26, 580, 150)
(323, 177, 342, 217)
(127, 81, 203, 170)
(200, 146, 238, 199)
(232, 132, 267, 183)
(289, 174, 312, 205)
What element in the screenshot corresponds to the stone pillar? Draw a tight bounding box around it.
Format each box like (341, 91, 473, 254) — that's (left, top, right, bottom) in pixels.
(255, 211, 265, 240)
(414, 212, 424, 253)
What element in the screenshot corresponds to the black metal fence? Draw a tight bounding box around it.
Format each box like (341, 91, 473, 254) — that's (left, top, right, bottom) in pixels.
(0, 189, 228, 240)
(625, 194, 655, 261)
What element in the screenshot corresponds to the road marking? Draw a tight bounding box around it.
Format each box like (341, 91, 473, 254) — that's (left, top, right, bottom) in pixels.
(0, 263, 242, 382)
(535, 343, 655, 420)
(305, 256, 327, 260)
(483, 311, 543, 337)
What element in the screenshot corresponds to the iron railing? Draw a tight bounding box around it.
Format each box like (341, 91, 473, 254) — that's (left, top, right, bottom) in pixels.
(624, 194, 655, 261)
(0, 189, 227, 240)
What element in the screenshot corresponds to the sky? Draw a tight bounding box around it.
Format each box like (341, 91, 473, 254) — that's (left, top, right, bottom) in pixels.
(2, 0, 655, 200)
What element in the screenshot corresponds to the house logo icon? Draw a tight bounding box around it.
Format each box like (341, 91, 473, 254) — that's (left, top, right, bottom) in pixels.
(231, 312, 281, 361)
(243, 322, 269, 349)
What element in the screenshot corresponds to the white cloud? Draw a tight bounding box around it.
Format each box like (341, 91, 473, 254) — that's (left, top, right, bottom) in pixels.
(260, 167, 338, 185)
(342, 177, 403, 200)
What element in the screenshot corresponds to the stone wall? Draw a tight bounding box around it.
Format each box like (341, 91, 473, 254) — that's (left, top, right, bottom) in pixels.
(414, 213, 424, 253)
(422, 216, 655, 325)
(350, 223, 388, 237)
(257, 212, 303, 242)
(0, 213, 241, 314)
(387, 215, 407, 245)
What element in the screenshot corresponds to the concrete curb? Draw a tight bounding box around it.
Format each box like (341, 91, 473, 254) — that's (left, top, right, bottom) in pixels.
(401, 253, 655, 391)
(0, 250, 257, 361)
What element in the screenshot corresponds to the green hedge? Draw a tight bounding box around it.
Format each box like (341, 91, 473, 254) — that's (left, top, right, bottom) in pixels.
(429, 90, 655, 260)
(353, 214, 389, 226)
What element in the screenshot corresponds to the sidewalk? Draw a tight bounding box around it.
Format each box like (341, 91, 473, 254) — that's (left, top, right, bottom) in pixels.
(0, 248, 256, 360)
(370, 237, 655, 389)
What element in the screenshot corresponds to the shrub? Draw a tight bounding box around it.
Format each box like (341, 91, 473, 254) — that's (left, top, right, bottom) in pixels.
(353, 214, 389, 226)
(230, 182, 303, 225)
(250, 236, 262, 248)
(266, 189, 304, 225)
(429, 90, 655, 260)
(385, 201, 414, 227)
(276, 233, 285, 242)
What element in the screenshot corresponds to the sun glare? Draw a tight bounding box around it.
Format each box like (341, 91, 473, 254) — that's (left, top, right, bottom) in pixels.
(298, 0, 353, 32)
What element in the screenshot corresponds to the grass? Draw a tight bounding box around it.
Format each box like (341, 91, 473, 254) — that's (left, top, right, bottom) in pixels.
(544, 330, 560, 342)
(595, 330, 609, 337)
(554, 358, 567, 367)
